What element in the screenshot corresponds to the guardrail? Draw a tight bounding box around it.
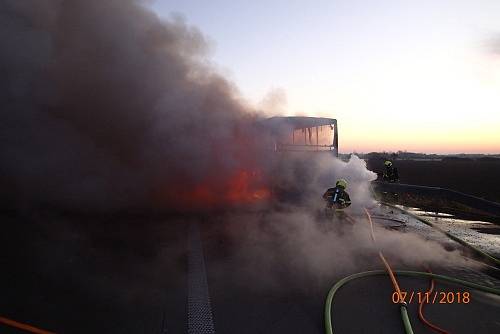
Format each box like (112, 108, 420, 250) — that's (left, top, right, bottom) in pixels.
(371, 181, 500, 217)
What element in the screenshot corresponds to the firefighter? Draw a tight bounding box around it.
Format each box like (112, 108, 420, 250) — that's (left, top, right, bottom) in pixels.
(323, 179, 352, 221)
(383, 160, 399, 183)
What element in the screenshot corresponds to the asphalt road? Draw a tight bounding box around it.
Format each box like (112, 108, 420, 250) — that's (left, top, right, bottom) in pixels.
(1, 210, 499, 333)
(0, 212, 187, 334)
(199, 217, 500, 334)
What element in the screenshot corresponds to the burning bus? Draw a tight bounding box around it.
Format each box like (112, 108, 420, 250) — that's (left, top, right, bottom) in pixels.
(160, 116, 339, 210)
(259, 116, 340, 205)
(261, 116, 339, 156)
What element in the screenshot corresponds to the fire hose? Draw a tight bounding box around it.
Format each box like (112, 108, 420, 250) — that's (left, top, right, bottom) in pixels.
(324, 208, 500, 334)
(324, 270, 500, 334)
(366, 208, 448, 334)
(381, 202, 500, 267)
(368, 182, 500, 267)
(2, 203, 499, 334)
(370, 206, 500, 275)
(0, 316, 55, 334)
(418, 270, 449, 334)
(364, 208, 414, 334)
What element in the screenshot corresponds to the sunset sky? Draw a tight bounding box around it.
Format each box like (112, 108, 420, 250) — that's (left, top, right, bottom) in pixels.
(153, 0, 500, 154)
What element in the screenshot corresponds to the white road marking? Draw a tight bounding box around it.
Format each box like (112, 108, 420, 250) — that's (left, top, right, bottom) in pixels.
(187, 223, 216, 334)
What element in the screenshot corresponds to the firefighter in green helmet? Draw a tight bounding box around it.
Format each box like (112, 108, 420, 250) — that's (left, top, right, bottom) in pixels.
(383, 160, 399, 183)
(323, 179, 352, 220)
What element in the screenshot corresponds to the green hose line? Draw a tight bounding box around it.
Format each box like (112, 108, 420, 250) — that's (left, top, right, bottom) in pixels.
(324, 271, 373, 334)
(399, 305, 414, 334)
(324, 270, 500, 334)
(382, 202, 500, 267)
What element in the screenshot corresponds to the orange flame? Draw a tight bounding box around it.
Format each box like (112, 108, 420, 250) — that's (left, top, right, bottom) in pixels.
(226, 170, 270, 204)
(161, 169, 270, 209)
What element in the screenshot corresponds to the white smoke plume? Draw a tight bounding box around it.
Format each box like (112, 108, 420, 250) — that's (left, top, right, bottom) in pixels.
(272, 154, 377, 212)
(206, 154, 468, 290)
(258, 88, 288, 115)
(215, 208, 469, 290)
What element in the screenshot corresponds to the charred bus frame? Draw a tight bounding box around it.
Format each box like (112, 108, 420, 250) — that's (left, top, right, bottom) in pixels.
(263, 116, 339, 157)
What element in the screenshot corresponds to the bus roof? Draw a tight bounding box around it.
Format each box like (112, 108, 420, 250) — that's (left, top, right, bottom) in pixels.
(263, 116, 336, 130)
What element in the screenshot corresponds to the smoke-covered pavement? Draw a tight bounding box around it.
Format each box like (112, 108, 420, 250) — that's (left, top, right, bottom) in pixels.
(3, 207, 500, 333)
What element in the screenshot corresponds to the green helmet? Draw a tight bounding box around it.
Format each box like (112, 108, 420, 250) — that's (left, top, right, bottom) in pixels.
(336, 178, 348, 189)
(384, 160, 393, 167)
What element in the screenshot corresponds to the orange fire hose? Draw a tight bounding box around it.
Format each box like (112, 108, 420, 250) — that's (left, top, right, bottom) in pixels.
(327, 209, 498, 333)
(0, 316, 55, 334)
(418, 271, 450, 334)
(363, 208, 403, 301)
(363, 208, 416, 333)
(364, 208, 451, 334)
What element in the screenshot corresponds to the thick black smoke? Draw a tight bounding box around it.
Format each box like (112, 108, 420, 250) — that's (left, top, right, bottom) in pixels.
(0, 0, 267, 211)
